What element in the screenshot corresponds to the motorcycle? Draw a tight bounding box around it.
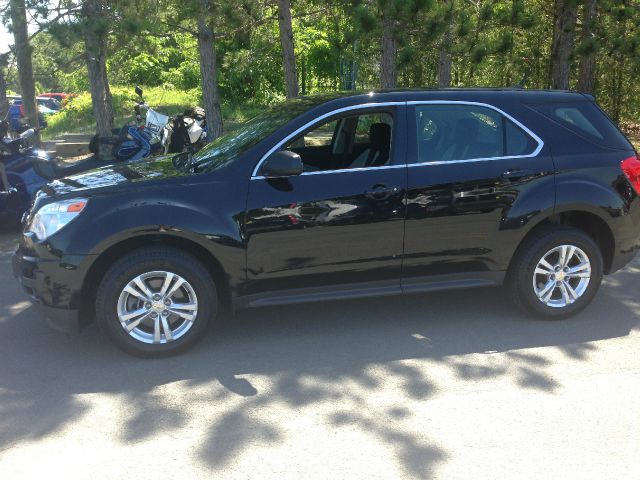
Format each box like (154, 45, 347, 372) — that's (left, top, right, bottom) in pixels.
(90, 86, 169, 161)
(0, 120, 110, 229)
(161, 106, 208, 155)
(90, 87, 208, 160)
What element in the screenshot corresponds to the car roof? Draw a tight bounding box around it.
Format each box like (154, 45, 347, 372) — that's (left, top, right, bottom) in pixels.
(300, 88, 587, 110)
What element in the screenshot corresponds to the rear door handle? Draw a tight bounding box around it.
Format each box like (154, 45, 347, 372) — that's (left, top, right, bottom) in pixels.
(501, 169, 536, 180)
(365, 184, 400, 200)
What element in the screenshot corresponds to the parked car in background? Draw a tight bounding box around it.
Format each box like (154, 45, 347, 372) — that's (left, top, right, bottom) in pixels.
(39, 92, 76, 107)
(12, 89, 640, 357)
(37, 96, 62, 112)
(7, 97, 52, 132)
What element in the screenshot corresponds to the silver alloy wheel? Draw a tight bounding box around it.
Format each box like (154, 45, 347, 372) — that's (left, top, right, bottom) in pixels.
(532, 245, 591, 308)
(117, 270, 198, 344)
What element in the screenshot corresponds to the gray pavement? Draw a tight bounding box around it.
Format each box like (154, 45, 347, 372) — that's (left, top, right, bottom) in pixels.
(0, 230, 638, 479)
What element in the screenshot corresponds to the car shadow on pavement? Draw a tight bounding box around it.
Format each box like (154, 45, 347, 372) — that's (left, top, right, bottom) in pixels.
(0, 248, 638, 477)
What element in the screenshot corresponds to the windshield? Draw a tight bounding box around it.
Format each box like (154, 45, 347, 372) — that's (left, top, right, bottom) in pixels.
(189, 95, 343, 173)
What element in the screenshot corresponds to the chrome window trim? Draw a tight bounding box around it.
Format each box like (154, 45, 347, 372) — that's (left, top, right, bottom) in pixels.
(251, 101, 404, 178)
(250, 99, 544, 178)
(407, 100, 544, 165)
(252, 163, 406, 180)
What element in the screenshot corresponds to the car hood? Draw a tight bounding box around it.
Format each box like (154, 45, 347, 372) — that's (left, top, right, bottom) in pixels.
(41, 155, 190, 198)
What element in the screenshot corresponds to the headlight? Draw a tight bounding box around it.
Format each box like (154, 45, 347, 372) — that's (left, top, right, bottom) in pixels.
(28, 198, 87, 241)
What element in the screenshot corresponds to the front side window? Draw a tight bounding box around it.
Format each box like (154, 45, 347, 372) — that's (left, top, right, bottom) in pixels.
(289, 120, 338, 149)
(284, 111, 394, 172)
(190, 95, 343, 172)
(413, 104, 538, 164)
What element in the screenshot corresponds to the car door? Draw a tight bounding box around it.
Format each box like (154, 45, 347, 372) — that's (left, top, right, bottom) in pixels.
(243, 105, 407, 303)
(402, 101, 556, 290)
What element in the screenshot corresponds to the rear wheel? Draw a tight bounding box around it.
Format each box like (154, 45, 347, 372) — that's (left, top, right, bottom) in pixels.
(507, 227, 603, 318)
(96, 247, 216, 357)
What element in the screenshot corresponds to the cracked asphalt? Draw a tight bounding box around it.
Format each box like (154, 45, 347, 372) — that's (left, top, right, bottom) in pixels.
(0, 230, 639, 479)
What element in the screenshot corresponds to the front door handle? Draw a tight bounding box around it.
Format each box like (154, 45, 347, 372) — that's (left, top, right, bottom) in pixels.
(365, 184, 400, 200)
(501, 169, 536, 180)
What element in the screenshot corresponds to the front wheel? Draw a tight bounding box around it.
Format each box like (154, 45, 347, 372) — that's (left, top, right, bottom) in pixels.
(96, 247, 217, 357)
(507, 227, 603, 319)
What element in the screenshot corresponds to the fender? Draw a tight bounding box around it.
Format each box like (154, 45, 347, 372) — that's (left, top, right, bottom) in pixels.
(38, 170, 249, 293)
(555, 172, 629, 221)
(68, 197, 244, 282)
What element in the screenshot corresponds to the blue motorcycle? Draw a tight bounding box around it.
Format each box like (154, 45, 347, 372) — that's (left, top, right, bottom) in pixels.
(90, 86, 207, 160)
(90, 86, 168, 161)
(0, 121, 107, 230)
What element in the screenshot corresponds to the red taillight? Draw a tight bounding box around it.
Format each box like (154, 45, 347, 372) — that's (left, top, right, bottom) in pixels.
(621, 155, 640, 194)
(19, 104, 24, 116)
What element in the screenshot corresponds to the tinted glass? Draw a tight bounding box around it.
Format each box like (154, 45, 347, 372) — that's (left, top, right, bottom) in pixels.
(190, 95, 342, 172)
(414, 105, 504, 163)
(354, 113, 393, 145)
(528, 101, 631, 149)
(505, 120, 538, 156)
(290, 119, 338, 148)
(286, 112, 393, 171)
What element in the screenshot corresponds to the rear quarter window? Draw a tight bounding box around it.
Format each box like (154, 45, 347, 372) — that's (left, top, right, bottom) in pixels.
(527, 101, 631, 149)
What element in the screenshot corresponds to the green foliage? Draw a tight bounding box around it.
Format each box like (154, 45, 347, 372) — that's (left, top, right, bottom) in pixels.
(42, 86, 201, 138)
(7, 0, 640, 135)
(40, 85, 266, 139)
(470, 44, 488, 64)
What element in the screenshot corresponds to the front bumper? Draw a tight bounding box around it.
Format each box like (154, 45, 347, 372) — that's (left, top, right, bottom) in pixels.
(12, 246, 90, 333)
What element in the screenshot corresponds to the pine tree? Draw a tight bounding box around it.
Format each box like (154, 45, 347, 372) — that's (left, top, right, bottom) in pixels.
(82, 0, 114, 160)
(277, 0, 299, 98)
(577, 0, 598, 93)
(0, 54, 8, 121)
(549, 0, 578, 89)
(197, 0, 223, 141)
(8, 0, 39, 143)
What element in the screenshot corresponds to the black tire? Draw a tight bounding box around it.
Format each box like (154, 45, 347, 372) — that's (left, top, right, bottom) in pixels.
(506, 226, 603, 319)
(96, 247, 217, 357)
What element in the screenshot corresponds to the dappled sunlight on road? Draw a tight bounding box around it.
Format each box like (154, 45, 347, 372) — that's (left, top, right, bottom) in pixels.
(0, 240, 639, 478)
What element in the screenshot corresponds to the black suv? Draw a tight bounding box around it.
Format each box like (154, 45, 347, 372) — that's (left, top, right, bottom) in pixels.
(12, 89, 640, 357)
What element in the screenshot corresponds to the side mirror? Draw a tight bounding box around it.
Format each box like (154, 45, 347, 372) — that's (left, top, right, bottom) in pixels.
(135, 85, 143, 97)
(261, 150, 304, 178)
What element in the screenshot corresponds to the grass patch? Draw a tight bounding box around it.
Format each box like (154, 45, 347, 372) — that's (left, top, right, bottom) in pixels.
(42, 86, 266, 139)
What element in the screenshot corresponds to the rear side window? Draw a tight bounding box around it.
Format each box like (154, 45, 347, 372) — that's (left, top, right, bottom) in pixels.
(505, 120, 539, 156)
(528, 101, 630, 149)
(413, 104, 539, 163)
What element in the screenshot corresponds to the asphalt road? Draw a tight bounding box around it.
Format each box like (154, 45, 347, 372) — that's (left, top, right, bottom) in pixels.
(0, 230, 639, 479)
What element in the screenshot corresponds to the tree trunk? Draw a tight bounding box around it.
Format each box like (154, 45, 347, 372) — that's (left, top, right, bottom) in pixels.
(0, 66, 8, 123)
(611, 0, 628, 123)
(82, 0, 114, 160)
(577, 0, 597, 94)
(437, 28, 453, 87)
(9, 0, 39, 144)
(549, 0, 578, 89)
(301, 56, 307, 95)
(198, 0, 223, 142)
(277, 0, 299, 98)
(380, 5, 397, 89)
